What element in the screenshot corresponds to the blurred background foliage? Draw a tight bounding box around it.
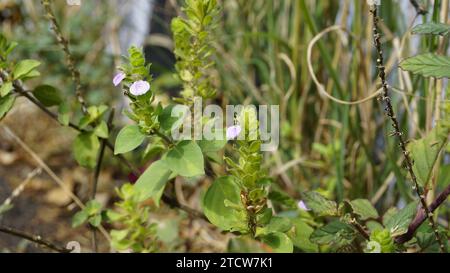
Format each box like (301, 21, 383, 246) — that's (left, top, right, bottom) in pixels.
(0, 0, 448, 252)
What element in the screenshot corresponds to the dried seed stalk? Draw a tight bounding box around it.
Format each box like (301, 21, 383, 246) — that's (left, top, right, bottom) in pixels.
(370, 6, 445, 252)
(40, 0, 87, 114)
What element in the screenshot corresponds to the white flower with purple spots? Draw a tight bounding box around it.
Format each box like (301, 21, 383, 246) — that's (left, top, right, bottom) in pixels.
(130, 80, 150, 96)
(113, 72, 126, 86)
(226, 125, 242, 140)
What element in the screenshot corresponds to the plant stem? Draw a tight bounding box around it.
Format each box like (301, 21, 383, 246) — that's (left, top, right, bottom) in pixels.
(350, 218, 370, 241)
(154, 129, 174, 146)
(0, 225, 70, 253)
(409, 0, 428, 15)
(370, 6, 445, 252)
(89, 109, 115, 253)
(395, 183, 450, 244)
(91, 109, 115, 200)
(40, 0, 88, 114)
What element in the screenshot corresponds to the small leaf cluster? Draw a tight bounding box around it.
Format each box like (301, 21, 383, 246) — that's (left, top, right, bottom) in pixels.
(72, 200, 104, 228)
(73, 104, 110, 169)
(301, 190, 449, 252)
(368, 229, 395, 253)
(107, 184, 159, 253)
(1, 34, 38, 121)
(2, 34, 112, 170)
(171, 0, 219, 103)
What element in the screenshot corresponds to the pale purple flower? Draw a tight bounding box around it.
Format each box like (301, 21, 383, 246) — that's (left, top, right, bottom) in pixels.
(297, 200, 311, 211)
(113, 72, 126, 86)
(130, 80, 150, 96)
(226, 125, 242, 140)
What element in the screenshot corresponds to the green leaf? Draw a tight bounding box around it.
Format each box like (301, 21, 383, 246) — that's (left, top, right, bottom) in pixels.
(134, 160, 172, 206)
(289, 219, 319, 253)
(198, 137, 227, 153)
(94, 121, 109, 139)
(203, 176, 247, 232)
(412, 22, 450, 36)
(89, 214, 102, 227)
(416, 231, 441, 253)
(85, 200, 102, 215)
(5, 41, 17, 57)
(106, 210, 122, 222)
(408, 123, 449, 187)
(268, 190, 297, 209)
(261, 217, 292, 235)
(348, 199, 379, 220)
(32, 85, 63, 107)
(415, 225, 447, 253)
(73, 132, 100, 169)
(260, 232, 293, 253)
(162, 141, 205, 177)
(72, 211, 89, 228)
(437, 164, 450, 189)
(400, 53, 450, 79)
(114, 124, 146, 155)
(13, 59, 41, 80)
(79, 105, 109, 129)
(228, 236, 266, 253)
(204, 151, 222, 164)
(0, 82, 13, 97)
(0, 94, 15, 120)
(58, 102, 70, 126)
(20, 70, 40, 81)
(303, 191, 338, 216)
(366, 220, 384, 233)
(382, 207, 398, 227)
(256, 208, 273, 226)
(159, 104, 180, 131)
(385, 202, 418, 237)
(369, 229, 395, 253)
(110, 229, 129, 243)
(310, 221, 356, 247)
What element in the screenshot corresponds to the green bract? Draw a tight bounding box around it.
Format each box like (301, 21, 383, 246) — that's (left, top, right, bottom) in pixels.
(171, 0, 219, 103)
(368, 229, 395, 253)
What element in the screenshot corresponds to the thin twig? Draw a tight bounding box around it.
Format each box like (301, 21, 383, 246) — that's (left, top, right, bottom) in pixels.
(0, 225, 70, 253)
(91, 109, 115, 200)
(161, 194, 207, 221)
(350, 218, 370, 241)
(90, 109, 115, 252)
(40, 0, 87, 114)
(410, 0, 428, 15)
(2, 168, 42, 208)
(370, 6, 445, 252)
